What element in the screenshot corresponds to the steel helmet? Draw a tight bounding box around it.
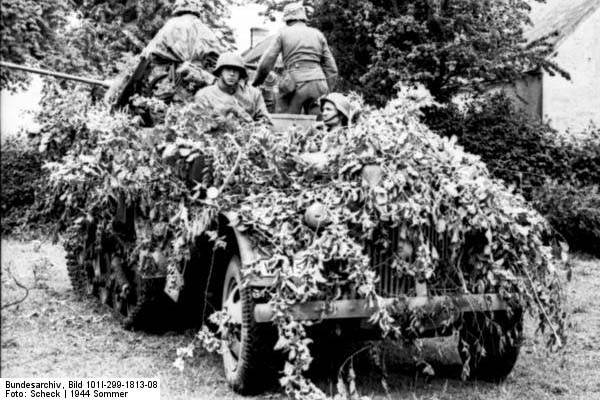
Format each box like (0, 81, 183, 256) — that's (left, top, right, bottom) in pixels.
(283, 2, 308, 22)
(213, 52, 248, 79)
(320, 93, 351, 121)
(172, 0, 203, 17)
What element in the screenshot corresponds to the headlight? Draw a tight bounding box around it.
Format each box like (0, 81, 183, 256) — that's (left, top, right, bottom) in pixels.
(361, 165, 383, 187)
(304, 202, 329, 229)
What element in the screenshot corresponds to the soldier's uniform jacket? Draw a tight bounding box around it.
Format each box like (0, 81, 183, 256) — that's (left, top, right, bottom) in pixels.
(143, 13, 218, 102)
(194, 83, 271, 124)
(252, 23, 338, 90)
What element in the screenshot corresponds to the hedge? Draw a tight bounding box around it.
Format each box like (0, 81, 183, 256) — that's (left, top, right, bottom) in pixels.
(422, 93, 600, 255)
(0, 138, 43, 234)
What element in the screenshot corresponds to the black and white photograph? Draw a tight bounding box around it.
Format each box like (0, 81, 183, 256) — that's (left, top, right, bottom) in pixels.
(1, 0, 599, 399)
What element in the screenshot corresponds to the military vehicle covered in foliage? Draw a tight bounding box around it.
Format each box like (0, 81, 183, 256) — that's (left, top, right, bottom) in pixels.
(39, 80, 567, 398)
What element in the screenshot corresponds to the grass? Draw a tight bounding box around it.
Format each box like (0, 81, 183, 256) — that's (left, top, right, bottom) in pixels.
(1, 238, 599, 399)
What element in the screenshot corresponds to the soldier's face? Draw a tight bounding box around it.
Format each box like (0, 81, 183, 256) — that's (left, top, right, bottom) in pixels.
(321, 102, 341, 127)
(220, 67, 241, 87)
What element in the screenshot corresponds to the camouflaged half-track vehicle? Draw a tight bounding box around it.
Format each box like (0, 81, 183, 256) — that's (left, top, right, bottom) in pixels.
(62, 112, 523, 396)
(4, 54, 522, 395)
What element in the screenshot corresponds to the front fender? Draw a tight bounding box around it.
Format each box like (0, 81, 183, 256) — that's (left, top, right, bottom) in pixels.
(224, 212, 274, 288)
(230, 227, 262, 267)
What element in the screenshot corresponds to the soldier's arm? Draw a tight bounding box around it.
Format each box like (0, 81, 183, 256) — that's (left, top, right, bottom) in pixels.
(252, 34, 283, 87)
(320, 34, 338, 91)
(178, 62, 215, 88)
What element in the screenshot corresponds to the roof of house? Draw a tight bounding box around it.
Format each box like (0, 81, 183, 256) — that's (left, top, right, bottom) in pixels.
(524, 0, 600, 50)
(241, 35, 275, 67)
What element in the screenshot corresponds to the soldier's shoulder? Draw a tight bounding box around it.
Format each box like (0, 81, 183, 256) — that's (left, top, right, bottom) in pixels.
(240, 82, 262, 97)
(279, 24, 323, 42)
(281, 24, 320, 33)
(275, 26, 289, 36)
(194, 84, 218, 99)
(159, 14, 190, 30)
(303, 25, 325, 36)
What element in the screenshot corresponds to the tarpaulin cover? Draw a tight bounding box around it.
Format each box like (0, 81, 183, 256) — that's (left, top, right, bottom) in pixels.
(143, 14, 221, 65)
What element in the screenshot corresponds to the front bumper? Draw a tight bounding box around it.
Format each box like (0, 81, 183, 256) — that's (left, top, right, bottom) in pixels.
(253, 294, 507, 323)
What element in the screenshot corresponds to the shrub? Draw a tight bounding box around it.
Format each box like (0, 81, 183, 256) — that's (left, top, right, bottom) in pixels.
(0, 138, 43, 234)
(558, 126, 600, 186)
(35, 84, 93, 161)
(422, 93, 600, 191)
(532, 182, 600, 257)
(422, 93, 600, 255)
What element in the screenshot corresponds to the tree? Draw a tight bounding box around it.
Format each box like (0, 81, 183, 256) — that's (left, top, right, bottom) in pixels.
(261, 0, 565, 105)
(55, 0, 235, 77)
(0, 0, 69, 90)
(1, 0, 236, 90)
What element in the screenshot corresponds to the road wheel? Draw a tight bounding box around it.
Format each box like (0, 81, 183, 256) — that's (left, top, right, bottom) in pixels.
(112, 280, 133, 320)
(83, 257, 97, 297)
(112, 271, 150, 330)
(458, 309, 523, 382)
(221, 256, 275, 394)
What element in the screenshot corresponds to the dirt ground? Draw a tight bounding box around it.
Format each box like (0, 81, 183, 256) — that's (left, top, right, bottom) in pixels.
(1, 238, 599, 400)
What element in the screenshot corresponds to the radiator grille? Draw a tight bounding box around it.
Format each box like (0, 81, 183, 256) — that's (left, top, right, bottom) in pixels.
(367, 224, 458, 297)
(425, 224, 453, 262)
(368, 226, 415, 297)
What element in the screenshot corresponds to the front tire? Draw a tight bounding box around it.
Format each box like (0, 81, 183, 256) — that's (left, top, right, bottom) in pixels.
(221, 255, 275, 394)
(458, 309, 523, 382)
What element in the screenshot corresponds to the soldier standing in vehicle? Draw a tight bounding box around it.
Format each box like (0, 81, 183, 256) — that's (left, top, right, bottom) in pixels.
(298, 93, 352, 169)
(319, 93, 351, 132)
(107, 0, 220, 112)
(251, 2, 338, 115)
(195, 52, 271, 124)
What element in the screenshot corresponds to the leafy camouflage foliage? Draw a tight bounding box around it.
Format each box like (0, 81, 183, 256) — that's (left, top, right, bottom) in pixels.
(423, 93, 600, 255)
(42, 87, 568, 398)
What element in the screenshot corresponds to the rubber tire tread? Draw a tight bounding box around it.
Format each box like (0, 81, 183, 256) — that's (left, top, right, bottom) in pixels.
(119, 274, 159, 331)
(223, 256, 276, 395)
(459, 310, 523, 382)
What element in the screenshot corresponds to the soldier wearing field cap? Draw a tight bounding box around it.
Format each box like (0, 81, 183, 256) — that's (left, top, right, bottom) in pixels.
(195, 52, 271, 124)
(251, 2, 338, 115)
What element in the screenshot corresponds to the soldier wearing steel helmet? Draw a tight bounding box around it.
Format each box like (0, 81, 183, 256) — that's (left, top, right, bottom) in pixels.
(319, 93, 351, 131)
(107, 0, 221, 117)
(194, 52, 271, 124)
(296, 92, 353, 170)
(251, 2, 338, 115)
(142, 0, 221, 102)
